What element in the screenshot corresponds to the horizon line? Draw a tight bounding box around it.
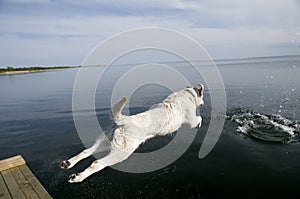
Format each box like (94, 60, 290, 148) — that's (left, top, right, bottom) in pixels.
(1, 54, 300, 69)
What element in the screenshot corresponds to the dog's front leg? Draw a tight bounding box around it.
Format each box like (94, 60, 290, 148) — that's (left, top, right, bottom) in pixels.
(68, 149, 132, 183)
(187, 115, 202, 129)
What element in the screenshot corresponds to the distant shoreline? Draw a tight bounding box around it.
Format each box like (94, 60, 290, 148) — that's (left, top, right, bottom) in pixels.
(1, 54, 299, 76)
(0, 66, 79, 76)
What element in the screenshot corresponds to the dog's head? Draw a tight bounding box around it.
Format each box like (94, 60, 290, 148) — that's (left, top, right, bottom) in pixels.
(186, 83, 204, 107)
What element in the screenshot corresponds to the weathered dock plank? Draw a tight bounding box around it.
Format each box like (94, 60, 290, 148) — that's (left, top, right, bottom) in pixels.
(0, 174, 12, 199)
(19, 165, 52, 199)
(1, 169, 26, 199)
(10, 167, 40, 199)
(0, 155, 25, 172)
(0, 155, 52, 199)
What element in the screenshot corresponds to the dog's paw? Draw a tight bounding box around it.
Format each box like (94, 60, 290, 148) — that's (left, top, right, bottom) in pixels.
(68, 173, 83, 183)
(195, 116, 202, 129)
(59, 160, 71, 169)
(196, 122, 202, 129)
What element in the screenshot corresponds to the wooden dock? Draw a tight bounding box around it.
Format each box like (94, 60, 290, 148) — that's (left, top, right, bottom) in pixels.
(0, 155, 52, 199)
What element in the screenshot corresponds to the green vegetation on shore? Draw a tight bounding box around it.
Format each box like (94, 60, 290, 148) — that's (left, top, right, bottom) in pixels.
(0, 66, 78, 73)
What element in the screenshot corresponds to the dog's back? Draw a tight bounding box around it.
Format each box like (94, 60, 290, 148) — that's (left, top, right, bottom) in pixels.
(110, 89, 194, 136)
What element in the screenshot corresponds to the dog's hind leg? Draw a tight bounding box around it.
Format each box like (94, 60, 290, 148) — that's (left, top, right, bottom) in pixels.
(60, 136, 110, 169)
(68, 148, 133, 183)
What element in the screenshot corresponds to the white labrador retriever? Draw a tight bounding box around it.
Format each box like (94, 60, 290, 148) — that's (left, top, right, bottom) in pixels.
(60, 84, 204, 183)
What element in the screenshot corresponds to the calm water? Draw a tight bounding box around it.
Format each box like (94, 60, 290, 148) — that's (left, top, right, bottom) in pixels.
(0, 56, 300, 199)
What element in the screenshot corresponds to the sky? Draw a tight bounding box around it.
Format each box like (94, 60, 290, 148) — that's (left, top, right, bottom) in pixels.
(0, 0, 300, 67)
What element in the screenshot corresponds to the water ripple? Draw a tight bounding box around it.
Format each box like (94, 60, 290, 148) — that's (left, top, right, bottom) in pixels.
(229, 109, 300, 143)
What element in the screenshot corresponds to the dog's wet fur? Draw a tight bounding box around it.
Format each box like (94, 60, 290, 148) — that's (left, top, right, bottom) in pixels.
(60, 84, 204, 183)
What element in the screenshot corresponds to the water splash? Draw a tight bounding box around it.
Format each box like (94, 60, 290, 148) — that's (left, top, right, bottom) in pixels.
(229, 109, 300, 143)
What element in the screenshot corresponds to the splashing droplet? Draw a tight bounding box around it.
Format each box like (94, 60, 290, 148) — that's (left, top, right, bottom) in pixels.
(229, 109, 300, 143)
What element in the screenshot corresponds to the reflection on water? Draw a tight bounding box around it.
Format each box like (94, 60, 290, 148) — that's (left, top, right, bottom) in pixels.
(0, 56, 300, 198)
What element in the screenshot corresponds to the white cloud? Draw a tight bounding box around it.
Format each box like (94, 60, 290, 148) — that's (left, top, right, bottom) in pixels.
(185, 27, 300, 58)
(0, 0, 300, 66)
(2, 0, 51, 3)
(65, 0, 203, 11)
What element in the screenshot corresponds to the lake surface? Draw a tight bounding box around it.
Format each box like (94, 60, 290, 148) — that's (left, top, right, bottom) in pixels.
(0, 56, 300, 198)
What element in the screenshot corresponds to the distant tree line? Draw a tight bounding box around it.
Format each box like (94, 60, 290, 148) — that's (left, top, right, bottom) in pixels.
(0, 66, 76, 73)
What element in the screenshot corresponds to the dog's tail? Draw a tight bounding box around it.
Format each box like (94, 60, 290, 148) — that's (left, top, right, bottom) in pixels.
(111, 97, 128, 121)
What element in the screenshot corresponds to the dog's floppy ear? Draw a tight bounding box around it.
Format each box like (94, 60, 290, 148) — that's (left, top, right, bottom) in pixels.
(198, 83, 204, 96)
